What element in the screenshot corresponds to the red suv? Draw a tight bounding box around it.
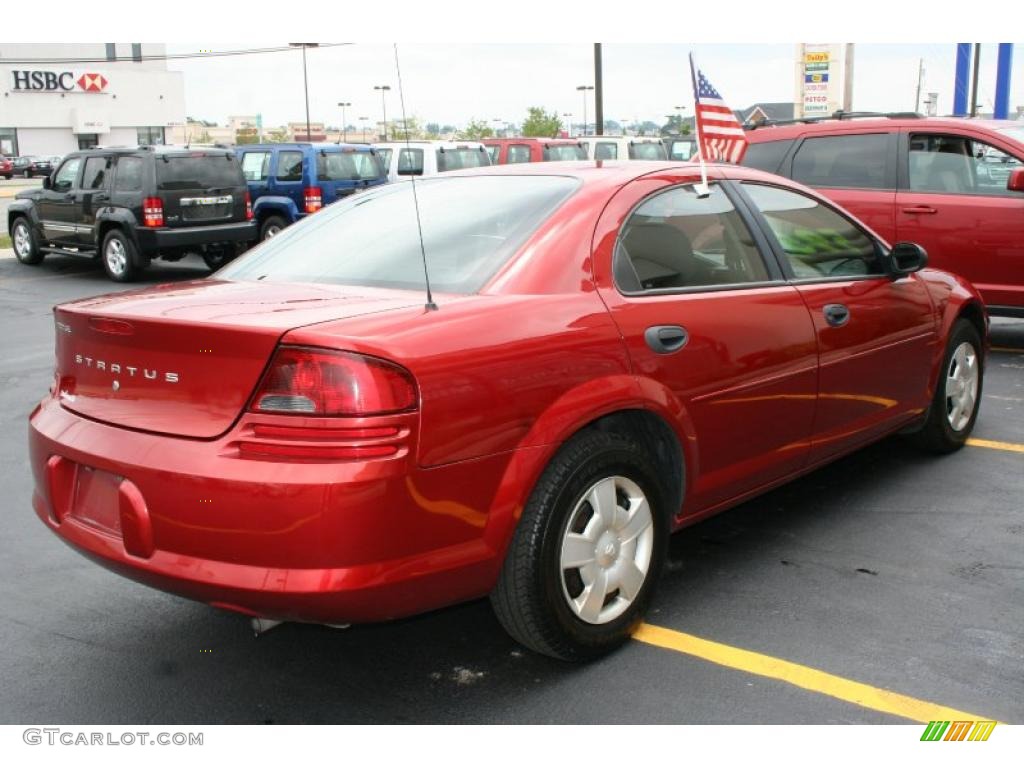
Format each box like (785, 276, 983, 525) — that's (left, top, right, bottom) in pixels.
(482, 137, 587, 164)
(743, 114, 1024, 315)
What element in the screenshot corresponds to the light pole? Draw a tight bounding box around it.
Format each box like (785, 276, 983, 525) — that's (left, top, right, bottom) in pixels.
(374, 85, 391, 141)
(562, 113, 573, 138)
(673, 105, 687, 132)
(337, 102, 351, 143)
(576, 85, 594, 136)
(358, 116, 369, 142)
(289, 44, 318, 141)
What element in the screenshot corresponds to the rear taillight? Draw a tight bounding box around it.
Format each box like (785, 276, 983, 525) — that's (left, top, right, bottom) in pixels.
(245, 191, 253, 220)
(304, 186, 322, 214)
(142, 197, 164, 227)
(249, 346, 417, 417)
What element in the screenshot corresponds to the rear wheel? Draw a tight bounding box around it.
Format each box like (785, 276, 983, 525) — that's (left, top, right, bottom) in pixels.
(260, 215, 287, 241)
(491, 429, 668, 660)
(101, 229, 140, 282)
(909, 319, 983, 453)
(11, 217, 43, 265)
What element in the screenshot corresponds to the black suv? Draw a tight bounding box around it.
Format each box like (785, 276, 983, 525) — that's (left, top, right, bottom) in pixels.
(7, 146, 256, 281)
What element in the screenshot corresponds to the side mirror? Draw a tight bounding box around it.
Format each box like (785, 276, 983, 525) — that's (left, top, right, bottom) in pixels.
(888, 241, 928, 277)
(42, 175, 51, 190)
(1007, 167, 1024, 193)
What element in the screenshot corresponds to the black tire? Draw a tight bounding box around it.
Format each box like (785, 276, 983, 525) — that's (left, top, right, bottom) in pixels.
(260, 215, 287, 241)
(909, 318, 983, 453)
(491, 429, 670, 661)
(10, 217, 44, 265)
(100, 229, 141, 283)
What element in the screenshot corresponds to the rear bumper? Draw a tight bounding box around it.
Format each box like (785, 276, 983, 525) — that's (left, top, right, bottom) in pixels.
(136, 221, 257, 253)
(28, 396, 511, 624)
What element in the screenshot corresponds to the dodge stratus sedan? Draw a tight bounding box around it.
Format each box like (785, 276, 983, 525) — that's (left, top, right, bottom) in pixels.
(29, 161, 986, 660)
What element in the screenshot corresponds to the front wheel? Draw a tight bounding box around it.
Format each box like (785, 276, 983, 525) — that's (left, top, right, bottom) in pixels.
(11, 217, 43, 265)
(909, 319, 983, 453)
(491, 429, 668, 660)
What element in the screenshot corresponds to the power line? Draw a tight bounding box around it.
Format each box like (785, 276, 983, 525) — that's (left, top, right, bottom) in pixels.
(0, 44, 353, 65)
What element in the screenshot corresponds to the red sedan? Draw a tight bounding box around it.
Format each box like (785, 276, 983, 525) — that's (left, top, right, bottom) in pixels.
(29, 161, 986, 660)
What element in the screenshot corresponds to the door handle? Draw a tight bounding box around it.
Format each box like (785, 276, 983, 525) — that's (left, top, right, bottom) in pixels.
(901, 205, 937, 215)
(644, 325, 689, 354)
(823, 304, 850, 327)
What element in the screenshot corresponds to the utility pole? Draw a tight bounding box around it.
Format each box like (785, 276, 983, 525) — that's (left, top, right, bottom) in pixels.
(970, 43, 981, 117)
(576, 85, 594, 137)
(374, 85, 391, 141)
(594, 43, 604, 136)
(914, 58, 924, 113)
(289, 44, 318, 141)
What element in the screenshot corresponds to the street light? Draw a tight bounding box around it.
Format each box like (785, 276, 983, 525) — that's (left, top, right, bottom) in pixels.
(358, 116, 369, 141)
(374, 85, 391, 141)
(289, 44, 319, 142)
(562, 112, 573, 138)
(576, 85, 594, 136)
(337, 102, 352, 143)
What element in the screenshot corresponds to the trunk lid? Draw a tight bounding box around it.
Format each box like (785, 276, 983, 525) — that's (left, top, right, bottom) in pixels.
(54, 280, 421, 438)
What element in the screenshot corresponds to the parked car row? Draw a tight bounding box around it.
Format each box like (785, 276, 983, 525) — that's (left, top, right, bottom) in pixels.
(1, 155, 62, 178)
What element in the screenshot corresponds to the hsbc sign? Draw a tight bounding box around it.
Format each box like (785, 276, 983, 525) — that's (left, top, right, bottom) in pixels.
(10, 70, 109, 93)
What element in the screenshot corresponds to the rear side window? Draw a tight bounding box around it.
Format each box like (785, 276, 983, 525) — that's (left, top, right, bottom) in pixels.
(594, 142, 617, 160)
(742, 183, 882, 278)
(741, 140, 793, 174)
(437, 148, 489, 171)
(614, 184, 770, 293)
(629, 142, 668, 160)
(791, 134, 889, 189)
(317, 152, 383, 181)
(276, 151, 304, 182)
(543, 144, 587, 161)
(156, 155, 245, 191)
(82, 156, 110, 190)
(506, 144, 532, 164)
(114, 156, 143, 192)
(240, 151, 270, 182)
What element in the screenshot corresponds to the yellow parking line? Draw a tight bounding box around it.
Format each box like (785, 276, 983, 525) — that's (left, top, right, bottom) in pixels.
(633, 623, 990, 723)
(990, 346, 1023, 354)
(966, 438, 1024, 454)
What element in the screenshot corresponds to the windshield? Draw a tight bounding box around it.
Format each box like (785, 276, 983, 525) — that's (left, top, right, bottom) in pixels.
(629, 142, 668, 160)
(317, 151, 383, 181)
(156, 155, 244, 190)
(543, 144, 587, 161)
(219, 175, 579, 294)
(436, 147, 490, 172)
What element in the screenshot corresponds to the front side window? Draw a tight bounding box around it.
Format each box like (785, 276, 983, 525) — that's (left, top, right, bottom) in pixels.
(219, 175, 580, 294)
(506, 144, 532, 164)
(376, 148, 393, 171)
(909, 133, 1024, 195)
(240, 152, 271, 182)
(53, 157, 82, 192)
(397, 148, 424, 176)
(276, 151, 304, 182)
(743, 183, 882, 279)
(594, 142, 618, 160)
(484, 145, 500, 164)
(614, 184, 770, 293)
(114, 156, 143, 192)
(82, 156, 110, 190)
(791, 133, 889, 189)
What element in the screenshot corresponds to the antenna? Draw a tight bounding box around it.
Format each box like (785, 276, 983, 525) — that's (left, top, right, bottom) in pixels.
(393, 43, 438, 312)
(688, 52, 711, 199)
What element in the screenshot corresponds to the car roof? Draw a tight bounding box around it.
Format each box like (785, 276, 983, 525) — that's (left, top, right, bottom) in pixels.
(482, 137, 584, 145)
(373, 140, 486, 149)
(238, 142, 374, 151)
(746, 115, 1023, 142)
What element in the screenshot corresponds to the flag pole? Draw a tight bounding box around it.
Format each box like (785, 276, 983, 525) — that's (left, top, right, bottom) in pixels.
(689, 52, 711, 198)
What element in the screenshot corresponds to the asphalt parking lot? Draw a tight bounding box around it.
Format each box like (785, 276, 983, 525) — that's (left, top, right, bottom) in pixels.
(0, 250, 1021, 725)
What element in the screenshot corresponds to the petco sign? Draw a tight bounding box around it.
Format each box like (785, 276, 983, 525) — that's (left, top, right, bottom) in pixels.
(11, 70, 109, 93)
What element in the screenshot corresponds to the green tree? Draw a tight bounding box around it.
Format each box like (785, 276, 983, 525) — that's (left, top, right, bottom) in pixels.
(521, 107, 562, 138)
(461, 119, 494, 140)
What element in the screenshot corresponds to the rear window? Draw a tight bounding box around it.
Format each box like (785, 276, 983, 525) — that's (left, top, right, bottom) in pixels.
(219, 175, 580, 294)
(156, 154, 244, 191)
(543, 144, 587, 161)
(317, 151, 382, 181)
(629, 142, 668, 160)
(436, 147, 489, 172)
(741, 140, 793, 174)
(791, 134, 889, 189)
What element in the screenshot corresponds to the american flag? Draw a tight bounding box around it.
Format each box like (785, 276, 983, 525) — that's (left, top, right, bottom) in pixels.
(691, 57, 748, 164)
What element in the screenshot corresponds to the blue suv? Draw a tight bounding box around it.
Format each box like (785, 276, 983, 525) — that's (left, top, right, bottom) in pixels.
(234, 143, 387, 240)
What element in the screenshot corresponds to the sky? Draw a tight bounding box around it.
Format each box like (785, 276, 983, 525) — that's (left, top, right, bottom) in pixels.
(167, 43, 1024, 130)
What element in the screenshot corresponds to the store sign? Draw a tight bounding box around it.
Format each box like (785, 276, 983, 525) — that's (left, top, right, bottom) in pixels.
(10, 70, 108, 93)
(795, 44, 852, 119)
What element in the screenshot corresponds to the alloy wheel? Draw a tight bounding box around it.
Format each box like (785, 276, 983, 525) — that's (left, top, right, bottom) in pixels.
(105, 238, 127, 277)
(946, 341, 979, 432)
(13, 222, 31, 260)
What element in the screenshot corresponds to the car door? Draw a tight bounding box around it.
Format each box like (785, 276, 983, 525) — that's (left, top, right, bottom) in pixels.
(35, 155, 84, 245)
(738, 181, 938, 463)
(593, 173, 819, 516)
(786, 131, 899, 242)
(77, 154, 112, 246)
(238, 149, 271, 203)
(896, 129, 1024, 310)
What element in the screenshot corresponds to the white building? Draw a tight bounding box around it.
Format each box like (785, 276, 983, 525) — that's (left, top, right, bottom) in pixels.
(0, 43, 185, 156)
